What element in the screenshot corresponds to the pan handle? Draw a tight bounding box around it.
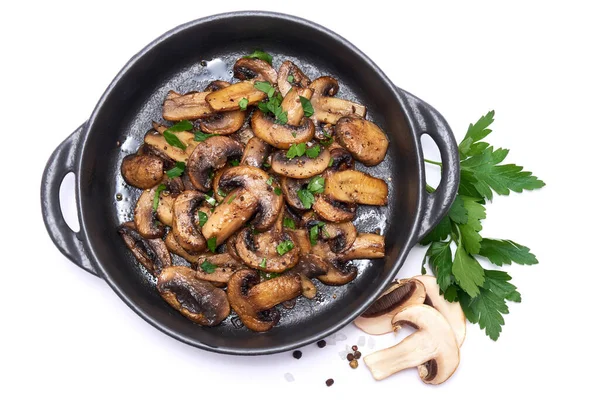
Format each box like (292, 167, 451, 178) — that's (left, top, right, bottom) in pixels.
(396, 88, 460, 243)
(41, 123, 99, 277)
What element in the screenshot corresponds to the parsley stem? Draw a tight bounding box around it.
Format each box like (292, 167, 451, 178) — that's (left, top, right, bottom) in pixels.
(424, 158, 443, 167)
(425, 184, 436, 193)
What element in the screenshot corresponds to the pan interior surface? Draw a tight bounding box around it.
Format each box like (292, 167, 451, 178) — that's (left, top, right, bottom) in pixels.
(78, 13, 422, 354)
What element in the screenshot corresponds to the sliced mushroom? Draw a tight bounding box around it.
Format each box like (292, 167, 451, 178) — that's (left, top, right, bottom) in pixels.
(234, 227, 299, 273)
(187, 136, 244, 191)
(227, 269, 281, 332)
(281, 177, 310, 210)
(198, 81, 246, 134)
(118, 221, 171, 276)
(364, 304, 460, 384)
(413, 275, 466, 347)
(172, 190, 207, 253)
(286, 254, 329, 299)
(270, 146, 330, 179)
(241, 137, 271, 168)
(156, 193, 175, 227)
(286, 228, 312, 254)
(247, 274, 302, 310)
(335, 116, 389, 166)
(202, 190, 259, 246)
(309, 76, 366, 124)
(324, 170, 388, 206)
(312, 194, 356, 223)
(134, 186, 165, 239)
(354, 278, 426, 335)
(251, 110, 315, 149)
(339, 233, 385, 260)
(163, 90, 214, 121)
(218, 166, 284, 231)
(277, 60, 311, 96)
(194, 253, 243, 284)
(231, 127, 255, 145)
(164, 231, 200, 264)
(205, 80, 267, 112)
(315, 259, 358, 286)
(120, 154, 164, 189)
(157, 266, 230, 326)
(144, 125, 197, 163)
(281, 87, 314, 126)
(233, 58, 277, 84)
(322, 222, 357, 253)
(327, 147, 355, 172)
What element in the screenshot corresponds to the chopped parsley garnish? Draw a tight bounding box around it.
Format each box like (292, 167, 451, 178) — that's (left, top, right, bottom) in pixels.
(238, 97, 249, 111)
(299, 96, 314, 117)
(229, 159, 240, 166)
(274, 187, 282, 196)
(153, 184, 167, 211)
(260, 258, 267, 269)
(306, 144, 321, 159)
(283, 217, 296, 229)
(227, 194, 237, 204)
(204, 195, 217, 207)
(309, 222, 326, 246)
(286, 143, 306, 159)
(166, 161, 186, 178)
(197, 211, 208, 227)
(199, 260, 216, 273)
(287, 75, 294, 83)
(163, 120, 193, 150)
(194, 131, 217, 142)
(276, 240, 295, 255)
(207, 237, 217, 253)
(307, 176, 325, 194)
(244, 50, 273, 65)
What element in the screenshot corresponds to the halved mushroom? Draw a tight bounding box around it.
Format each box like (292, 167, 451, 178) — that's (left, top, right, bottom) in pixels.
(163, 90, 214, 121)
(194, 253, 243, 284)
(354, 278, 426, 335)
(281, 87, 314, 126)
(227, 269, 287, 332)
(312, 194, 356, 223)
(247, 274, 302, 310)
(233, 58, 277, 84)
(277, 60, 311, 96)
(309, 76, 366, 124)
(172, 191, 207, 253)
(324, 170, 389, 206)
(335, 116, 389, 166)
(120, 154, 164, 189)
(413, 275, 466, 347)
(322, 222, 357, 253)
(202, 189, 259, 246)
(205, 80, 267, 112)
(198, 81, 246, 134)
(118, 221, 171, 276)
(187, 136, 244, 191)
(364, 304, 460, 384)
(164, 231, 200, 264)
(234, 227, 299, 273)
(251, 110, 315, 149)
(241, 137, 271, 168)
(134, 186, 165, 239)
(157, 266, 230, 326)
(144, 124, 198, 163)
(270, 146, 330, 179)
(339, 233, 385, 260)
(218, 166, 283, 231)
(281, 177, 310, 210)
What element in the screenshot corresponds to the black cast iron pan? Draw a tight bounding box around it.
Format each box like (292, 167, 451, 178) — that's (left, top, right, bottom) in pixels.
(41, 11, 460, 355)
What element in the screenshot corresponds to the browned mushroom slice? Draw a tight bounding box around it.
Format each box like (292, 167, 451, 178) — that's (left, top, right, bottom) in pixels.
(312, 194, 356, 223)
(233, 58, 277, 84)
(172, 191, 207, 253)
(187, 136, 243, 191)
(327, 147, 355, 172)
(281, 87, 314, 126)
(163, 91, 214, 121)
(134, 186, 165, 239)
(156, 193, 175, 227)
(227, 269, 282, 332)
(322, 222, 357, 253)
(339, 233, 385, 260)
(285, 253, 329, 298)
(231, 127, 255, 145)
(198, 81, 246, 134)
(247, 274, 302, 310)
(218, 166, 284, 231)
(195, 253, 243, 283)
(270, 146, 330, 179)
(324, 170, 388, 206)
(277, 60, 311, 96)
(251, 110, 315, 149)
(144, 125, 198, 163)
(234, 227, 299, 273)
(157, 266, 230, 326)
(118, 221, 171, 276)
(281, 177, 310, 211)
(286, 228, 312, 254)
(317, 261, 358, 286)
(164, 231, 200, 264)
(309, 76, 366, 124)
(335, 116, 389, 166)
(120, 154, 164, 189)
(241, 137, 271, 168)
(202, 189, 259, 246)
(205, 80, 267, 112)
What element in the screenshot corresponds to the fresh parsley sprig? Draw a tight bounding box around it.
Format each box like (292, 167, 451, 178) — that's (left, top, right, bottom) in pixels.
(255, 82, 288, 124)
(421, 111, 544, 341)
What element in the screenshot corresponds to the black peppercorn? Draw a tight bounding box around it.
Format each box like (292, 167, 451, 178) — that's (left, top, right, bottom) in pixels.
(352, 345, 358, 351)
(354, 351, 361, 359)
(292, 350, 302, 359)
(326, 378, 334, 387)
(346, 353, 354, 361)
(317, 340, 326, 348)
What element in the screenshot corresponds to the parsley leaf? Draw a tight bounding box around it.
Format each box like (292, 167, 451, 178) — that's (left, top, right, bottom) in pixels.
(276, 240, 294, 255)
(299, 96, 314, 117)
(194, 131, 217, 142)
(458, 110, 494, 159)
(207, 237, 217, 253)
(165, 120, 193, 132)
(199, 260, 216, 273)
(238, 97, 249, 110)
(306, 144, 321, 159)
(425, 241, 453, 291)
(419, 216, 451, 245)
(307, 176, 325, 194)
(283, 217, 296, 229)
(244, 50, 273, 65)
(204, 195, 217, 207)
(309, 222, 325, 246)
(260, 258, 267, 269)
(452, 245, 485, 297)
(478, 239, 539, 266)
(227, 194, 237, 204)
(274, 187, 282, 196)
(260, 270, 280, 280)
(153, 184, 167, 211)
(197, 211, 208, 227)
(286, 143, 306, 159)
(163, 131, 186, 150)
(229, 159, 240, 166)
(287, 75, 294, 83)
(254, 81, 274, 96)
(166, 161, 186, 178)
(297, 189, 314, 209)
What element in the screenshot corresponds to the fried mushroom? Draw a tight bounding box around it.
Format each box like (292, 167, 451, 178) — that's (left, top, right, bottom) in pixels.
(324, 170, 389, 206)
(270, 146, 330, 179)
(172, 191, 207, 253)
(251, 110, 315, 149)
(120, 154, 164, 189)
(118, 221, 171, 276)
(163, 90, 214, 121)
(134, 186, 165, 239)
(335, 116, 389, 166)
(187, 136, 244, 191)
(201, 189, 259, 246)
(233, 58, 277, 84)
(234, 227, 299, 273)
(309, 76, 366, 124)
(277, 60, 311, 96)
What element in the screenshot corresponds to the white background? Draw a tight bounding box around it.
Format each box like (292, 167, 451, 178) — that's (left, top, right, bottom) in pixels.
(1, 1, 598, 398)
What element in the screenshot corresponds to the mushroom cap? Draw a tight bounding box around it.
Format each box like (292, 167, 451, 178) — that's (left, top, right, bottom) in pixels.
(172, 190, 207, 253)
(270, 147, 331, 179)
(157, 266, 230, 326)
(309, 76, 366, 124)
(413, 274, 467, 347)
(187, 136, 243, 191)
(233, 58, 277, 84)
(118, 221, 171, 276)
(364, 304, 460, 384)
(121, 154, 164, 189)
(324, 170, 389, 206)
(321, 222, 357, 253)
(198, 81, 246, 135)
(218, 166, 284, 231)
(354, 278, 426, 335)
(335, 116, 389, 166)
